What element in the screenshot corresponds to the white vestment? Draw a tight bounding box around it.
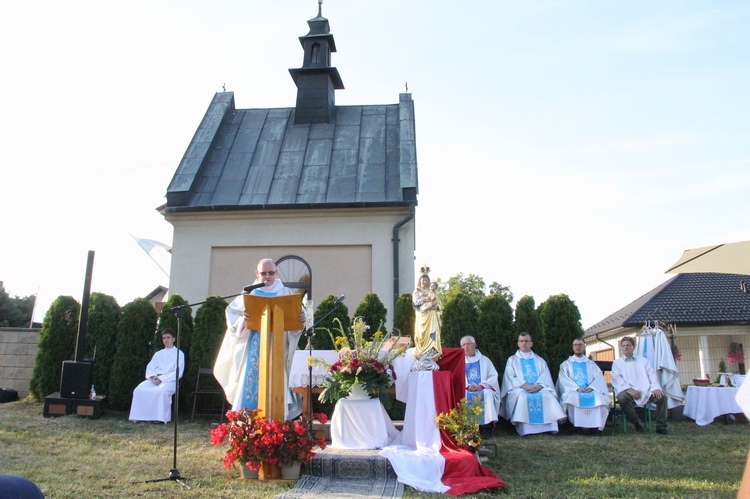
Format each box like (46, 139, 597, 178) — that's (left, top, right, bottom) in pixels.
(213, 279, 303, 420)
(636, 329, 685, 409)
(611, 354, 661, 407)
(499, 350, 565, 435)
(129, 346, 185, 423)
(464, 350, 500, 424)
(556, 355, 610, 430)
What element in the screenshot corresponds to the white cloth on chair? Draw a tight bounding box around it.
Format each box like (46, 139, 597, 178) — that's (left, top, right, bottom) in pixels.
(129, 346, 185, 423)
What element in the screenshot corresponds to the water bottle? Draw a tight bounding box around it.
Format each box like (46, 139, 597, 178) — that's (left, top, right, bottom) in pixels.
(90, 384, 96, 400)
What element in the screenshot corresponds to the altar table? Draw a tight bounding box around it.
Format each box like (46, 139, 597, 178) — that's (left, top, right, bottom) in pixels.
(683, 386, 743, 426)
(330, 398, 400, 449)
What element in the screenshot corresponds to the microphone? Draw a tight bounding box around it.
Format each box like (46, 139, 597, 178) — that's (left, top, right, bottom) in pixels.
(335, 294, 346, 304)
(244, 282, 269, 293)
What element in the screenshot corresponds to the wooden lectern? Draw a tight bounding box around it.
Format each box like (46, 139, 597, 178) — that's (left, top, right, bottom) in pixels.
(243, 293, 304, 480)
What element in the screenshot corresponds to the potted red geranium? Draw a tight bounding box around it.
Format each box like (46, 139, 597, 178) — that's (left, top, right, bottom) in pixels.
(210, 408, 326, 480)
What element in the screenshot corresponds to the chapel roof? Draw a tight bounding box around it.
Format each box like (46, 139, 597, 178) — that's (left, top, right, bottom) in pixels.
(163, 5, 418, 213)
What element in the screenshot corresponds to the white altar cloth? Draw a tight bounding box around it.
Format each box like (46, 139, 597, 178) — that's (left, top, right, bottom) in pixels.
(380, 371, 450, 494)
(683, 386, 743, 426)
(330, 398, 400, 449)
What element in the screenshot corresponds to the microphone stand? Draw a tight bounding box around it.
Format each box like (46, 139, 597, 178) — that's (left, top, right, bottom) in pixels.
(303, 296, 345, 433)
(138, 291, 247, 489)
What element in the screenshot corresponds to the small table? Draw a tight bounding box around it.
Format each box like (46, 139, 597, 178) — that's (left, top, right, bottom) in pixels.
(330, 398, 400, 449)
(683, 386, 743, 426)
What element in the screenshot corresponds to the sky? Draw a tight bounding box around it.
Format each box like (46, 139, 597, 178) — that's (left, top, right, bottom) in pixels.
(1, 1, 749, 329)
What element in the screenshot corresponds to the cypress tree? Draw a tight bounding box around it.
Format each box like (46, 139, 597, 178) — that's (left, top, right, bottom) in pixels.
(441, 292, 478, 350)
(303, 294, 350, 350)
(354, 292, 387, 339)
(28, 296, 80, 400)
(538, 294, 583, 382)
(109, 298, 159, 411)
(392, 293, 414, 339)
(477, 293, 514, 371)
(185, 296, 229, 412)
(85, 292, 120, 397)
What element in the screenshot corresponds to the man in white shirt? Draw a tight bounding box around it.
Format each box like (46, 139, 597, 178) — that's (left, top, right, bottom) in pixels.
(499, 332, 565, 436)
(556, 338, 610, 433)
(129, 328, 185, 423)
(611, 336, 668, 434)
(460, 335, 500, 438)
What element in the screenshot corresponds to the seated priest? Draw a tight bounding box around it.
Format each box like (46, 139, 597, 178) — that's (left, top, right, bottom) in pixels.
(129, 328, 185, 423)
(460, 335, 501, 438)
(499, 332, 565, 436)
(556, 338, 611, 433)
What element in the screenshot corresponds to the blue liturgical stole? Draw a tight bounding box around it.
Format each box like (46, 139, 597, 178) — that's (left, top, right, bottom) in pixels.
(466, 360, 486, 424)
(572, 362, 595, 408)
(238, 289, 279, 410)
(520, 358, 544, 424)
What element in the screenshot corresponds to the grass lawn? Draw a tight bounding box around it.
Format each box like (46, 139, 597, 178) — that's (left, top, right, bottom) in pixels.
(0, 399, 748, 498)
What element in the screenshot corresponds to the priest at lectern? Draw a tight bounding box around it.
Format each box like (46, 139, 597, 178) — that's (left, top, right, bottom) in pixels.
(214, 258, 306, 420)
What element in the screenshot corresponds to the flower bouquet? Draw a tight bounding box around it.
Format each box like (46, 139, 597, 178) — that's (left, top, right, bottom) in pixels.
(210, 408, 326, 472)
(435, 397, 484, 450)
(312, 317, 406, 409)
(728, 342, 745, 366)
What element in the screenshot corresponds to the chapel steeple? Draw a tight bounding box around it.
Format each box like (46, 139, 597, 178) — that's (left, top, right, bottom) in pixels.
(288, 0, 344, 125)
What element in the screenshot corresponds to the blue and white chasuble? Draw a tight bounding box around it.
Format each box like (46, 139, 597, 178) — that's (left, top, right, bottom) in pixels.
(466, 360, 486, 424)
(571, 362, 595, 408)
(238, 289, 283, 410)
(519, 358, 544, 424)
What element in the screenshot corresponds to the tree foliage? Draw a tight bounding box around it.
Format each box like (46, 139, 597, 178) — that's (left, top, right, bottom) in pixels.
(477, 293, 515, 370)
(440, 273, 487, 310)
(354, 292, 387, 338)
(488, 282, 514, 304)
(108, 298, 159, 411)
(302, 294, 351, 350)
(85, 292, 120, 397)
(185, 296, 229, 414)
(538, 294, 583, 382)
(156, 294, 193, 358)
(0, 283, 35, 327)
(28, 296, 80, 400)
(514, 295, 540, 336)
(392, 293, 414, 338)
(441, 292, 478, 349)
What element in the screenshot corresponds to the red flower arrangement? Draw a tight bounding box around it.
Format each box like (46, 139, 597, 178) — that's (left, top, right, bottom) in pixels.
(210, 408, 326, 471)
(728, 343, 745, 365)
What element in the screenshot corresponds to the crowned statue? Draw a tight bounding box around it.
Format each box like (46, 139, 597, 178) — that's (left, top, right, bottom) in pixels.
(411, 265, 442, 371)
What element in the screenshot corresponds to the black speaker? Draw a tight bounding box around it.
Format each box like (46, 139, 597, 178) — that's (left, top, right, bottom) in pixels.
(59, 361, 93, 399)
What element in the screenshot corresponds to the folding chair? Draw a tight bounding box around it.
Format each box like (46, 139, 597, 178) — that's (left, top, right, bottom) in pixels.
(190, 367, 227, 423)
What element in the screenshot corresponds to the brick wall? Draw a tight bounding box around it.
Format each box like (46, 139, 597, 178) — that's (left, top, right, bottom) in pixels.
(0, 327, 40, 398)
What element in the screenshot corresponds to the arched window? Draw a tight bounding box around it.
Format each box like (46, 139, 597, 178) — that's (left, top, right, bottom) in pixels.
(310, 43, 320, 64)
(275, 255, 312, 300)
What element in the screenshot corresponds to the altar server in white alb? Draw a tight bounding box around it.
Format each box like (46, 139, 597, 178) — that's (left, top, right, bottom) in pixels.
(129, 328, 185, 423)
(556, 338, 611, 432)
(499, 332, 565, 436)
(460, 335, 501, 437)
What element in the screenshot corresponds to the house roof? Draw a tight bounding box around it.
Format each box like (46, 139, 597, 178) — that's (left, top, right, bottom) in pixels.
(585, 273, 750, 337)
(164, 92, 418, 212)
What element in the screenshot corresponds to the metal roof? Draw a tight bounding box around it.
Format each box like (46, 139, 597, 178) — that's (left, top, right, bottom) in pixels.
(585, 273, 750, 336)
(164, 92, 418, 212)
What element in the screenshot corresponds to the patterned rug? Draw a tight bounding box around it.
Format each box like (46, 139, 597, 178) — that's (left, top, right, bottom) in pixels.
(274, 448, 403, 499)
